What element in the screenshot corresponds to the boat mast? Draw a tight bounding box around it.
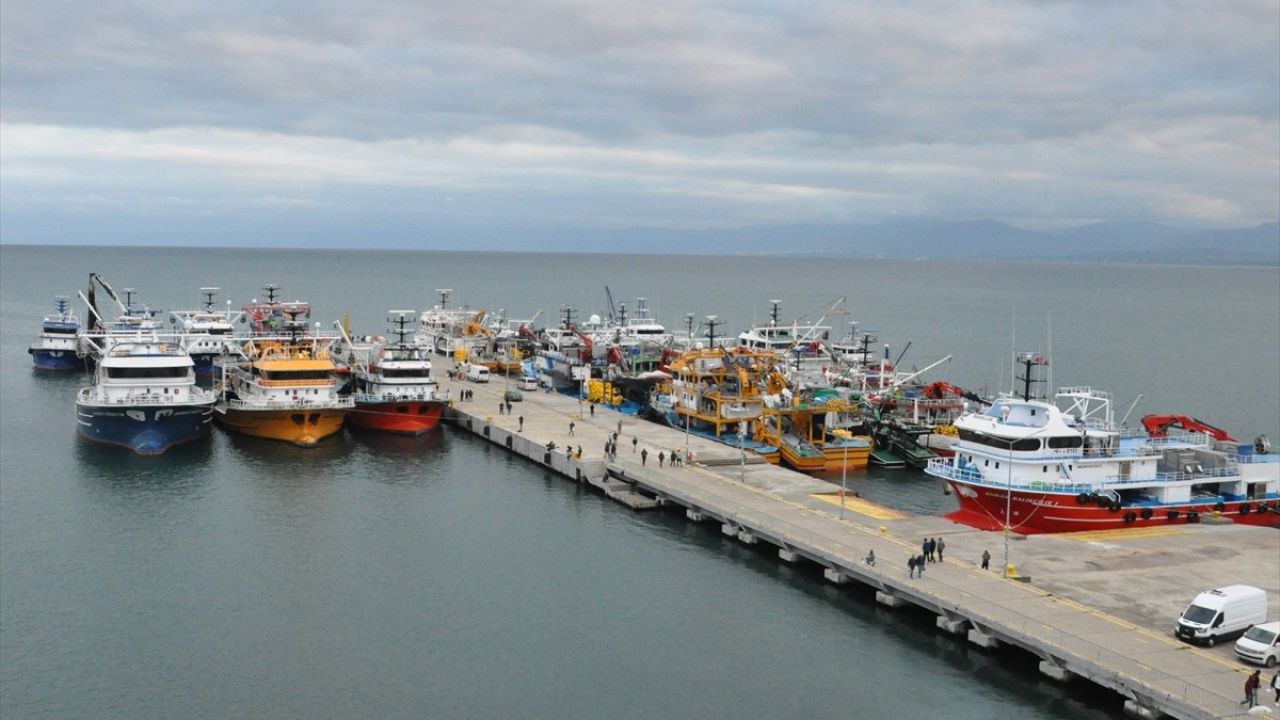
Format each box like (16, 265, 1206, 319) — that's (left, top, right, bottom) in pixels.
(201, 287, 221, 311)
(1015, 352, 1047, 401)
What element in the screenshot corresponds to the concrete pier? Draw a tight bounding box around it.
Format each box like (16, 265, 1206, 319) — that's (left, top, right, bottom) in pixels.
(440, 368, 1280, 720)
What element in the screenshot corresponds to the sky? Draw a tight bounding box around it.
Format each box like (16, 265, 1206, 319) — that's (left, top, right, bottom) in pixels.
(1, 0, 1277, 248)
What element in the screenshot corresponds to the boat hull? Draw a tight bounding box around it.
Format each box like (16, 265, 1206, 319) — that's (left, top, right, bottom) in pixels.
(215, 406, 347, 446)
(30, 348, 83, 371)
(943, 480, 1280, 534)
(822, 444, 871, 472)
(780, 444, 827, 474)
(346, 400, 446, 435)
(76, 402, 212, 455)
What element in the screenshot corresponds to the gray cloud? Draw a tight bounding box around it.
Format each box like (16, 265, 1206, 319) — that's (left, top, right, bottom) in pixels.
(1, 0, 1276, 243)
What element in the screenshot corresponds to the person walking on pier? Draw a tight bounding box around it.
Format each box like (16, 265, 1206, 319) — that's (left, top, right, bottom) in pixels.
(937, 537, 946, 562)
(641, 448, 648, 466)
(981, 549, 991, 570)
(632, 437, 638, 453)
(518, 416, 524, 432)
(658, 451, 665, 467)
(617, 419, 623, 435)
(1270, 669, 1279, 704)
(589, 403, 595, 417)
(505, 400, 512, 415)
(499, 402, 504, 415)
(907, 555, 917, 578)
(569, 421, 575, 436)
(1242, 669, 1260, 708)
(916, 554, 926, 576)
(922, 538, 931, 562)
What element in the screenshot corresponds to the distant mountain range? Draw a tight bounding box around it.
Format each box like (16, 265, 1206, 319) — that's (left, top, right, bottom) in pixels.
(600, 220, 1280, 265)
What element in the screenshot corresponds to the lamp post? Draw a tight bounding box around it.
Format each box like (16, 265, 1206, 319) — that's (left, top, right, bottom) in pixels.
(841, 439, 848, 520)
(739, 423, 747, 483)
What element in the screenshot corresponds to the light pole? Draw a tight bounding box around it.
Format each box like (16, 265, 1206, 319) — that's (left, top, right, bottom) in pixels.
(1004, 436, 1013, 577)
(841, 439, 848, 520)
(739, 423, 746, 483)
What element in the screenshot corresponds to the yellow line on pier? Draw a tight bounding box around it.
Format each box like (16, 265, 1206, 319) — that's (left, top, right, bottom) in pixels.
(810, 493, 908, 520)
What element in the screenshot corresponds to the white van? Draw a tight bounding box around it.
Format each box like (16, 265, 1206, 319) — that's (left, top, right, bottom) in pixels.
(1174, 585, 1268, 647)
(465, 364, 491, 383)
(1235, 621, 1280, 667)
(518, 376, 539, 391)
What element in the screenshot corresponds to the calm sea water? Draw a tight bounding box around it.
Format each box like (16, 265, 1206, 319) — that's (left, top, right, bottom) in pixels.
(2, 244, 1277, 719)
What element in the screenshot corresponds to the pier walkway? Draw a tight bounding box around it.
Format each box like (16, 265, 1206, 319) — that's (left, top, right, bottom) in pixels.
(438, 367, 1280, 720)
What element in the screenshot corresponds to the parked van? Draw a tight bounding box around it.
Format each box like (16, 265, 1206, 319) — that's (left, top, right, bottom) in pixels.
(465, 364, 491, 383)
(518, 376, 539, 391)
(1174, 585, 1268, 646)
(1235, 621, 1280, 667)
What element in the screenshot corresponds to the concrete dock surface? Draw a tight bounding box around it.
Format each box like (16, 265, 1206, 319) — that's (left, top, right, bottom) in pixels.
(439, 366, 1280, 720)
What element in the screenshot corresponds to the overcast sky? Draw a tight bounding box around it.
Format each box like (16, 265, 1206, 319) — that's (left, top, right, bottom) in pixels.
(1, 0, 1277, 247)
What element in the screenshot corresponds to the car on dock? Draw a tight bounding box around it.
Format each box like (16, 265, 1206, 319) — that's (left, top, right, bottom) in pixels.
(518, 376, 538, 391)
(1235, 621, 1280, 667)
(465, 364, 491, 383)
(503, 389, 523, 402)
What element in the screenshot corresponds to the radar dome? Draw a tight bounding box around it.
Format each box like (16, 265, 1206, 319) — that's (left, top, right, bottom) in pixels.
(589, 314, 601, 325)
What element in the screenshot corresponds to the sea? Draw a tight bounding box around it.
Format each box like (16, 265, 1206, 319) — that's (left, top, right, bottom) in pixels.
(1, 244, 1277, 719)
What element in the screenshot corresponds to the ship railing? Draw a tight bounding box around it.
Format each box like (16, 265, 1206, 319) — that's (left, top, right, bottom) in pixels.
(925, 459, 1093, 494)
(1231, 452, 1280, 464)
(1104, 466, 1241, 484)
(351, 392, 447, 403)
(77, 388, 216, 405)
(222, 396, 355, 410)
(257, 378, 338, 388)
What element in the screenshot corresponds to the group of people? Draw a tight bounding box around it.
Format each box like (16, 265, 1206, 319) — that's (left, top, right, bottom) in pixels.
(907, 537, 947, 577)
(1241, 668, 1280, 709)
(457, 388, 474, 401)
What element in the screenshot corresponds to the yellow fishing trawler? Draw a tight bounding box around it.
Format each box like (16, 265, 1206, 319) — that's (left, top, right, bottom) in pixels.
(215, 337, 353, 446)
(651, 347, 781, 463)
(759, 374, 873, 474)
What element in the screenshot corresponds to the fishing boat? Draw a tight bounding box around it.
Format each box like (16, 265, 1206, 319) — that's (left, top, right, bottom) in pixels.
(29, 296, 84, 370)
(241, 284, 311, 337)
(214, 310, 352, 446)
(75, 336, 215, 454)
(760, 381, 872, 473)
(170, 288, 243, 378)
(925, 354, 1280, 533)
(340, 312, 450, 435)
(532, 306, 591, 393)
(416, 289, 484, 357)
(650, 347, 780, 463)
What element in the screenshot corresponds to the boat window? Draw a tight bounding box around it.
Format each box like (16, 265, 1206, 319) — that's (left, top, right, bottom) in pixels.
(45, 326, 78, 335)
(381, 369, 429, 379)
(1043, 466, 1048, 472)
(1048, 436, 1084, 449)
(958, 428, 1041, 451)
(106, 367, 187, 379)
(984, 459, 989, 467)
(264, 370, 331, 380)
(994, 462, 999, 469)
